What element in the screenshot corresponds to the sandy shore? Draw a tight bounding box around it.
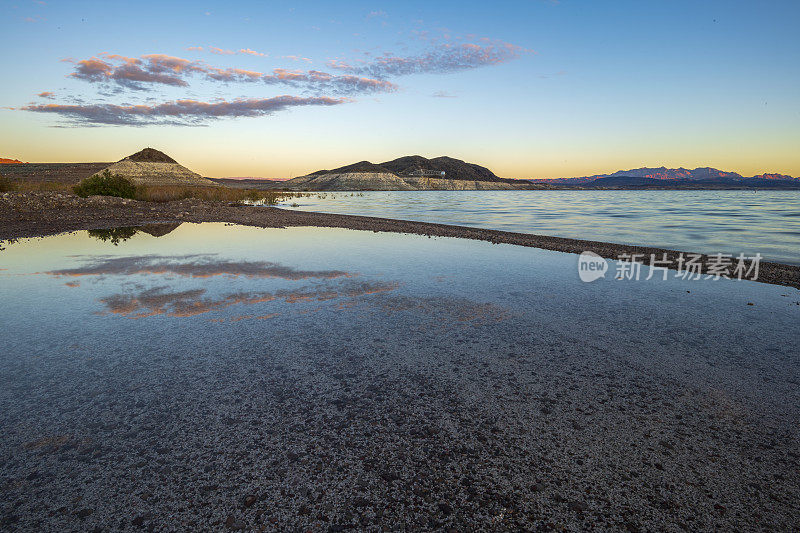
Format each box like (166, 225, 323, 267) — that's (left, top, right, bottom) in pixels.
(1, 191, 798, 289)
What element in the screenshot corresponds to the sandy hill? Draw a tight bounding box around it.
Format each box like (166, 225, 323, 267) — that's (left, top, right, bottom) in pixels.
(92, 148, 216, 187)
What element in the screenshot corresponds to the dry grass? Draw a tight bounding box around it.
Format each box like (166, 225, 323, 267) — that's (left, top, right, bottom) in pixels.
(3, 176, 303, 206)
(3, 179, 75, 193)
(134, 185, 301, 205)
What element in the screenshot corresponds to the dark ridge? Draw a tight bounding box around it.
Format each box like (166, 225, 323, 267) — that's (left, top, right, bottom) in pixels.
(124, 148, 178, 164)
(310, 161, 394, 175)
(306, 155, 503, 182)
(380, 155, 502, 182)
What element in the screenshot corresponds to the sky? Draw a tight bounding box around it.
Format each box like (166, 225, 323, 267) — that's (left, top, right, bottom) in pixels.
(1, 0, 799, 179)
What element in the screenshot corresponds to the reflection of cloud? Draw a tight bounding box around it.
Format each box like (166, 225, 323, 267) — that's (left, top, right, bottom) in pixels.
(99, 281, 399, 319)
(45, 255, 353, 280)
(20, 95, 347, 126)
(328, 39, 527, 78)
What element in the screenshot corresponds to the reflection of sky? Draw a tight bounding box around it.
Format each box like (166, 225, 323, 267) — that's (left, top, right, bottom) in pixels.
(0, 222, 798, 445)
(0, 221, 796, 331)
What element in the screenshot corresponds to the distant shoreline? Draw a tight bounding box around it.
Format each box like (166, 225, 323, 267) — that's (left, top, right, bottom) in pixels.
(2, 191, 798, 289)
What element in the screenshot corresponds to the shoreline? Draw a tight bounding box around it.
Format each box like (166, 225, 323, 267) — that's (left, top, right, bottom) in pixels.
(2, 191, 798, 289)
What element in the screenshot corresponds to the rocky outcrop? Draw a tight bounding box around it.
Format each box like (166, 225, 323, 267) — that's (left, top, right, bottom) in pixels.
(91, 148, 216, 187)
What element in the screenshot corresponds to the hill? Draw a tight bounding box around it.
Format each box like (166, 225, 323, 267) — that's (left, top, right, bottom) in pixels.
(305, 155, 503, 182)
(283, 155, 537, 190)
(380, 156, 502, 182)
(310, 161, 394, 175)
(0, 158, 26, 164)
(91, 148, 216, 187)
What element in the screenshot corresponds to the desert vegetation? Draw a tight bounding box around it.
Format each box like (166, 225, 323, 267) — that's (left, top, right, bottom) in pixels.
(134, 185, 299, 205)
(70, 170, 301, 204)
(74, 170, 137, 199)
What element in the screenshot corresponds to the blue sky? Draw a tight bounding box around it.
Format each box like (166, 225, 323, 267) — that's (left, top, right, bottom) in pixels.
(1, 0, 798, 178)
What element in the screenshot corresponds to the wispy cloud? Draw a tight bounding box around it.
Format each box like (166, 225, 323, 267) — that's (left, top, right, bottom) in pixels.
(283, 55, 312, 63)
(21, 95, 348, 126)
(37, 91, 55, 99)
(432, 90, 456, 98)
(240, 48, 267, 57)
(98, 281, 399, 319)
(188, 46, 268, 57)
(65, 53, 396, 94)
(45, 255, 353, 280)
(68, 54, 201, 89)
(328, 38, 528, 78)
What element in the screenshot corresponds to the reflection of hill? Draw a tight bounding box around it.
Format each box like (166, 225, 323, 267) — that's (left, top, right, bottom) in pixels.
(139, 223, 182, 238)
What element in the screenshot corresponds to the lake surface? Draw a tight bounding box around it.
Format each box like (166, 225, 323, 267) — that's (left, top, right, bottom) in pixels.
(1, 223, 798, 530)
(282, 190, 800, 264)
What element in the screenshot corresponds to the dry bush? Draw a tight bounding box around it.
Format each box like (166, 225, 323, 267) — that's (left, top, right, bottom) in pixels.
(134, 185, 299, 204)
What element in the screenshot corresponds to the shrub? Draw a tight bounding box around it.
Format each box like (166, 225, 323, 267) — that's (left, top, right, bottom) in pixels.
(134, 185, 300, 204)
(74, 170, 137, 199)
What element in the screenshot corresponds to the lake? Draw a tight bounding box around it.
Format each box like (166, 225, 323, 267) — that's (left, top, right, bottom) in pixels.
(1, 223, 798, 530)
(282, 190, 800, 264)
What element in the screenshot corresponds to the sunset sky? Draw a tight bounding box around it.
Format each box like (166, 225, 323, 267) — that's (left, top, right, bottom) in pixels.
(1, 0, 798, 179)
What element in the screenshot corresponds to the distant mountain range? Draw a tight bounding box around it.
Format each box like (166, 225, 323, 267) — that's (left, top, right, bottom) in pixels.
(533, 166, 797, 185)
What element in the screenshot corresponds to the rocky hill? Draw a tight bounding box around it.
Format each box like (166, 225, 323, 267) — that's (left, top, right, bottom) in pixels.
(92, 148, 216, 187)
(283, 155, 534, 190)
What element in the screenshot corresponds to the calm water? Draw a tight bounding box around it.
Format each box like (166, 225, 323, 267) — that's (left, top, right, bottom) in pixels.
(1, 223, 799, 530)
(282, 190, 800, 264)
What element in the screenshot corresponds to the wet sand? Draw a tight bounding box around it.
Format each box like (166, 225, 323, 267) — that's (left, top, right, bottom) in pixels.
(1, 192, 798, 289)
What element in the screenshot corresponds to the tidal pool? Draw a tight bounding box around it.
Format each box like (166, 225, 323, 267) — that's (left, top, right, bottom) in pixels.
(0, 223, 798, 531)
